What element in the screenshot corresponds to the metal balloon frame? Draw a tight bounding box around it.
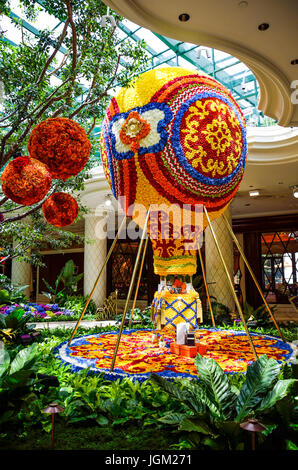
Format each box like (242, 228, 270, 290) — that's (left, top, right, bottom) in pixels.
(67, 205, 284, 372)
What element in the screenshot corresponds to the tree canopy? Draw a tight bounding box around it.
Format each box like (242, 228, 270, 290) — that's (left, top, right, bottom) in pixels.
(0, 0, 149, 266)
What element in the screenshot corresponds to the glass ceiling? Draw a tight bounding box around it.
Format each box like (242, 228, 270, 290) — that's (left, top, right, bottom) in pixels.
(1, 0, 276, 128)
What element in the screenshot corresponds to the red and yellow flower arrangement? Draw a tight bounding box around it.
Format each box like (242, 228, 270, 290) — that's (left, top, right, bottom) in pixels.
(42, 192, 79, 227)
(27, 117, 91, 181)
(1, 156, 52, 205)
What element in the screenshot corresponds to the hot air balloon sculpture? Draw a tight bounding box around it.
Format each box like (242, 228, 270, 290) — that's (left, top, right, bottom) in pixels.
(66, 67, 284, 370)
(100, 66, 247, 339)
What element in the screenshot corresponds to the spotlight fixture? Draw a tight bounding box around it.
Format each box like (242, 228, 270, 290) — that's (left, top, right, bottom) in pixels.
(258, 23, 270, 31)
(104, 194, 113, 206)
(197, 47, 212, 59)
(178, 13, 190, 22)
(99, 7, 116, 28)
(290, 185, 298, 198)
(249, 189, 260, 197)
(291, 59, 298, 65)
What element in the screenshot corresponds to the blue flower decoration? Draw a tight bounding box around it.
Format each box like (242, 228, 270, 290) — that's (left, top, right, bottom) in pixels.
(108, 102, 172, 161)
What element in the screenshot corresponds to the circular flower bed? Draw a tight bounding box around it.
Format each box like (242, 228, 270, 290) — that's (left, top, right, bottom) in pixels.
(0, 303, 73, 320)
(1, 156, 52, 205)
(27, 117, 91, 181)
(54, 328, 294, 382)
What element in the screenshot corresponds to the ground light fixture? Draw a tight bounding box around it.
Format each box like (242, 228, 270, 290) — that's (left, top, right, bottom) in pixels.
(290, 185, 298, 198)
(249, 189, 260, 197)
(240, 418, 267, 450)
(42, 403, 65, 450)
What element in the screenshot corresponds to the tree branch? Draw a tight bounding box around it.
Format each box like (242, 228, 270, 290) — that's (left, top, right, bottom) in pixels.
(3, 185, 57, 223)
(36, 18, 70, 86)
(68, 53, 121, 119)
(64, 0, 77, 80)
(0, 196, 8, 207)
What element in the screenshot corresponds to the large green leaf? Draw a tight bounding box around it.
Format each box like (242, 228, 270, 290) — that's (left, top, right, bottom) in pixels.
(61, 260, 75, 284)
(158, 412, 187, 425)
(150, 374, 194, 404)
(235, 355, 281, 422)
(5, 369, 34, 389)
(10, 343, 40, 375)
(0, 348, 11, 378)
(258, 379, 296, 412)
(194, 355, 237, 420)
(179, 417, 214, 436)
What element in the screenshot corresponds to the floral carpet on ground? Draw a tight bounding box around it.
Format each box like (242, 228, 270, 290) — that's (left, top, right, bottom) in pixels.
(54, 328, 293, 381)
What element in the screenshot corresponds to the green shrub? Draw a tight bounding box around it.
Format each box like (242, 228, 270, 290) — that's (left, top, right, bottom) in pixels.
(0, 344, 41, 426)
(151, 354, 297, 450)
(58, 295, 97, 316)
(0, 274, 28, 305)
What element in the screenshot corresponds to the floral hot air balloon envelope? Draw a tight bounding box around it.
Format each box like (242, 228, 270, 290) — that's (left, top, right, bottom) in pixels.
(101, 67, 247, 330)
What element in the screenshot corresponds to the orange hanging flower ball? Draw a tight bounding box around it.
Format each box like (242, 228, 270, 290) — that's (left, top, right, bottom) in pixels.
(42, 192, 79, 227)
(1, 156, 52, 205)
(27, 117, 91, 181)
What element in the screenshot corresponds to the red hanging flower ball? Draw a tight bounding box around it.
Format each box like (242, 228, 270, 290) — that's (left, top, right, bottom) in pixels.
(42, 192, 79, 227)
(1, 156, 52, 206)
(27, 117, 91, 181)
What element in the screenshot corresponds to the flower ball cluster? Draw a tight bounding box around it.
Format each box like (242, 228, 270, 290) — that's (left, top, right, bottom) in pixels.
(27, 117, 91, 181)
(0, 117, 91, 227)
(42, 192, 79, 227)
(1, 156, 52, 205)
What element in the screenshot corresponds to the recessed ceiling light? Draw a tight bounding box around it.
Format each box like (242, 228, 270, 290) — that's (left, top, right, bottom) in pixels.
(249, 190, 260, 197)
(238, 1, 248, 7)
(290, 185, 298, 198)
(178, 13, 190, 22)
(291, 59, 298, 65)
(258, 23, 270, 31)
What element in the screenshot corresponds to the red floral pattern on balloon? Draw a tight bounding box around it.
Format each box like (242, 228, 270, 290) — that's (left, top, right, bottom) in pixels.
(1, 156, 52, 206)
(42, 192, 79, 227)
(119, 111, 151, 153)
(27, 117, 91, 181)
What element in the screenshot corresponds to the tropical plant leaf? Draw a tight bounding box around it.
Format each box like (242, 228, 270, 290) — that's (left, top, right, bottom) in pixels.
(150, 374, 193, 404)
(194, 355, 237, 419)
(158, 412, 187, 425)
(96, 415, 109, 426)
(182, 386, 208, 415)
(178, 417, 214, 436)
(61, 260, 75, 284)
(10, 343, 40, 375)
(0, 348, 10, 378)
(235, 355, 281, 422)
(258, 379, 296, 412)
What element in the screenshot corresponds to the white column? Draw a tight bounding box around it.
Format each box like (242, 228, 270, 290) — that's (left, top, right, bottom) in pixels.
(84, 212, 107, 307)
(11, 242, 32, 299)
(204, 206, 234, 311)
